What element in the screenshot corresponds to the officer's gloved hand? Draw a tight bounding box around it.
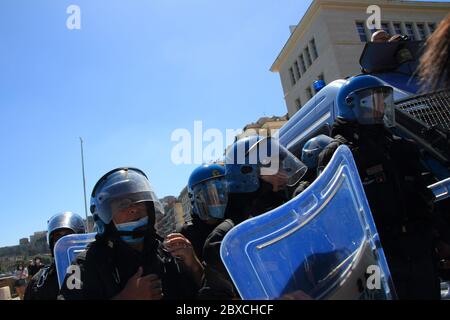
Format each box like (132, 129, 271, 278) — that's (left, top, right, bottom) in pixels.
(164, 233, 204, 287)
(113, 267, 163, 300)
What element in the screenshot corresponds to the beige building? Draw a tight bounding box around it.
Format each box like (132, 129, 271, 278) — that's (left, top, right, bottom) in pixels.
(178, 186, 193, 223)
(222, 115, 289, 156)
(173, 203, 186, 232)
(271, 0, 450, 117)
(29, 231, 47, 245)
(155, 196, 189, 237)
(235, 115, 289, 140)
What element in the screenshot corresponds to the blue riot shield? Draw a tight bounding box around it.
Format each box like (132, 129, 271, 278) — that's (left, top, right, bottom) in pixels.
(220, 145, 396, 300)
(54, 233, 96, 288)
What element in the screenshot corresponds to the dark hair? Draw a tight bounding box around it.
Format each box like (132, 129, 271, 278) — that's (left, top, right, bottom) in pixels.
(419, 14, 450, 91)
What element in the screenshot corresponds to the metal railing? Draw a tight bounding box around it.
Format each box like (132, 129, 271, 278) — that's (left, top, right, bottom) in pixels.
(394, 89, 450, 164)
(395, 89, 450, 131)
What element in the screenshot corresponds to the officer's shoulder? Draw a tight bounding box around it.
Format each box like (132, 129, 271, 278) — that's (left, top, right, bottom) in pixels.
(205, 220, 235, 244)
(215, 219, 235, 234)
(73, 239, 111, 266)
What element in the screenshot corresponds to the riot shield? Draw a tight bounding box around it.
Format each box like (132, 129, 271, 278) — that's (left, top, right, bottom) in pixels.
(220, 145, 396, 300)
(54, 233, 96, 288)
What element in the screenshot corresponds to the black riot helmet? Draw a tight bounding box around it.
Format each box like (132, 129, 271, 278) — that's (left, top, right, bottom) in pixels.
(47, 212, 86, 254)
(90, 167, 164, 238)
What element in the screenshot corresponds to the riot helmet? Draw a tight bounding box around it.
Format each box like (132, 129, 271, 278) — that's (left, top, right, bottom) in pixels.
(225, 136, 307, 193)
(301, 135, 334, 170)
(337, 75, 394, 125)
(47, 211, 86, 255)
(188, 163, 228, 222)
(90, 167, 164, 244)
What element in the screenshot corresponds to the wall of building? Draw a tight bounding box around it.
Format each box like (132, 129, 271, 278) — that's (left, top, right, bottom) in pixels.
(178, 186, 192, 224)
(273, 0, 450, 117)
(279, 6, 339, 117)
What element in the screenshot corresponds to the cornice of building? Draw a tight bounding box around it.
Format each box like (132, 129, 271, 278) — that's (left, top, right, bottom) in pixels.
(270, 0, 450, 72)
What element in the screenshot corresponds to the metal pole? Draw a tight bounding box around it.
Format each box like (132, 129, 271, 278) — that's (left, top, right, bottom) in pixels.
(80, 137, 90, 232)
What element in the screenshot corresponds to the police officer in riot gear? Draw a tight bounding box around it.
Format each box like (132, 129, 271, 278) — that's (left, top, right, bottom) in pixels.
(179, 163, 228, 261)
(318, 75, 441, 299)
(302, 135, 335, 175)
(60, 167, 201, 300)
(175, 162, 238, 300)
(224, 135, 307, 215)
(199, 136, 307, 299)
(293, 134, 335, 198)
(24, 212, 86, 300)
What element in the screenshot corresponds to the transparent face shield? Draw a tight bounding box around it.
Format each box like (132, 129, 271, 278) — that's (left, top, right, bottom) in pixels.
(352, 87, 394, 125)
(110, 197, 152, 224)
(91, 169, 164, 226)
(250, 138, 308, 189)
(192, 177, 228, 221)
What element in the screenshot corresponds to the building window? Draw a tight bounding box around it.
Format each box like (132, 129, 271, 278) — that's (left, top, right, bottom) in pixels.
(393, 22, 402, 35)
(405, 23, 415, 40)
(289, 67, 296, 86)
(299, 54, 307, 73)
(381, 22, 390, 34)
(304, 47, 312, 68)
(305, 87, 313, 100)
(416, 23, 426, 40)
(310, 38, 318, 60)
(294, 61, 301, 79)
(355, 22, 367, 42)
(428, 23, 436, 34)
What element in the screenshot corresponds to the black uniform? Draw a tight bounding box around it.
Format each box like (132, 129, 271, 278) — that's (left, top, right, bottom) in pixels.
(199, 219, 238, 300)
(252, 181, 288, 216)
(60, 234, 199, 300)
(196, 192, 258, 300)
(318, 118, 441, 300)
(28, 263, 43, 279)
(196, 184, 291, 300)
(179, 215, 218, 262)
(24, 263, 59, 300)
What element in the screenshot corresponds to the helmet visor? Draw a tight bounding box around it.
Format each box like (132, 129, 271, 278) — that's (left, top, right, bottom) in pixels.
(353, 87, 393, 125)
(100, 192, 163, 223)
(92, 169, 164, 225)
(192, 178, 228, 220)
(255, 138, 308, 188)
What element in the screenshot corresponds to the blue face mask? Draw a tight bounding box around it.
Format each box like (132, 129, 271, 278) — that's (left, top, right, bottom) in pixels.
(115, 216, 148, 244)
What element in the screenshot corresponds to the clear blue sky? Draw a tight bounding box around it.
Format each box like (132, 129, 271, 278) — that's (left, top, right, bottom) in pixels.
(1, 0, 446, 247)
(0, 0, 314, 247)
